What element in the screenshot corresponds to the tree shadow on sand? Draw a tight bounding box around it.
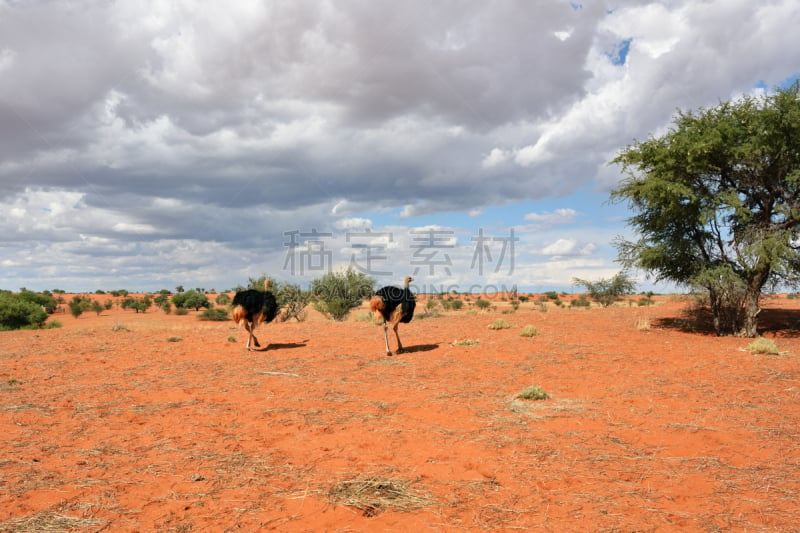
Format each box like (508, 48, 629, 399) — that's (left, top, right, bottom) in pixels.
(655, 307, 800, 338)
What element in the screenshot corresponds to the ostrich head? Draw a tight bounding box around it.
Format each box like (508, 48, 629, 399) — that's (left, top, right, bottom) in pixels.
(403, 276, 414, 287)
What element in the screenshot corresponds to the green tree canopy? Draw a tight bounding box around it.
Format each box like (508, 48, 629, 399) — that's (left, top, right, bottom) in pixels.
(611, 82, 800, 336)
(572, 271, 637, 308)
(171, 290, 209, 311)
(311, 268, 375, 321)
(0, 291, 48, 330)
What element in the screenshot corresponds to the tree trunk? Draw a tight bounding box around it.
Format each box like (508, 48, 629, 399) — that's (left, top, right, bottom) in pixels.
(738, 265, 770, 337)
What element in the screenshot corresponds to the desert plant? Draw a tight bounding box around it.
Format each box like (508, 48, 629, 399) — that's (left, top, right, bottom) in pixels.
(171, 290, 210, 311)
(635, 316, 651, 331)
(474, 299, 491, 311)
(227, 335, 237, 343)
(488, 319, 511, 330)
(451, 339, 480, 346)
(68, 296, 91, 319)
(516, 385, 550, 401)
(573, 271, 637, 308)
(570, 295, 591, 308)
(0, 291, 49, 330)
(520, 325, 539, 337)
(198, 308, 229, 321)
(311, 268, 374, 321)
(746, 337, 779, 355)
(166, 336, 183, 342)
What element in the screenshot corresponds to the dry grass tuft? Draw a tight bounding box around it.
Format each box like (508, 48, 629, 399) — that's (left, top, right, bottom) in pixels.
(746, 337, 780, 355)
(451, 339, 480, 346)
(327, 475, 432, 517)
(635, 316, 651, 331)
(0, 511, 102, 532)
(488, 319, 511, 330)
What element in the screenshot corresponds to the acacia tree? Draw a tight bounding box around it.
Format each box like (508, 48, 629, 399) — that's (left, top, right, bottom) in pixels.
(611, 82, 800, 336)
(572, 271, 636, 308)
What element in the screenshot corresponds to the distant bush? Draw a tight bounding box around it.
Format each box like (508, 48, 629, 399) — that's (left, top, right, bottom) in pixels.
(572, 271, 637, 308)
(570, 296, 591, 308)
(171, 290, 210, 311)
(520, 325, 539, 337)
(174, 307, 189, 316)
(68, 296, 92, 319)
(544, 291, 559, 300)
(474, 299, 491, 311)
(215, 293, 231, 306)
(442, 299, 464, 311)
(198, 308, 229, 321)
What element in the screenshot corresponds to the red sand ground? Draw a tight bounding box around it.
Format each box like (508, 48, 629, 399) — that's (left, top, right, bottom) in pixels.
(1, 294, 798, 532)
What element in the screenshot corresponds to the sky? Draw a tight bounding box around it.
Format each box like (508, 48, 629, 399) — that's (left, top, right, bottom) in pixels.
(1, 1, 799, 295)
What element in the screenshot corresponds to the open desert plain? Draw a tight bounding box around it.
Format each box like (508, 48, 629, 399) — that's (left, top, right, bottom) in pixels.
(1, 293, 799, 532)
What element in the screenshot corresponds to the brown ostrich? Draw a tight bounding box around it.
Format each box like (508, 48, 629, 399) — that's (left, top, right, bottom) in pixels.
(369, 275, 416, 356)
(231, 279, 278, 351)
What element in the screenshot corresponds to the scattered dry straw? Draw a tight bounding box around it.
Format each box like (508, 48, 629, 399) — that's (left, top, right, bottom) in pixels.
(327, 475, 432, 517)
(0, 511, 102, 532)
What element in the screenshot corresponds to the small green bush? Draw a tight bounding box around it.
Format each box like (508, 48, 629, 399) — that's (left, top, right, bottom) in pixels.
(570, 296, 591, 308)
(198, 308, 229, 321)
(174, 307, 189, 316)
(474, 299, 491, 310)
(520, 325, 539, 337)
(516, 385, 549, 401)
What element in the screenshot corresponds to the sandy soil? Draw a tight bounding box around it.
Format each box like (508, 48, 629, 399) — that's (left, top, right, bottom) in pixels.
(1, 294, 798, 532)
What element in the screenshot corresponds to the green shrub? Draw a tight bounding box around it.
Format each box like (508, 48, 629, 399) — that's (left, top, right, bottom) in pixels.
(311, 268, 375, 321)
(174, 307, 189, 316)
(0, 291, 49, 330)
(198, 308, 229, 321)
(516, 385, 549, 401)
(570, 296, 591, 308)
(520, 325, 539, 337)
(171, 290, 209, 311)
(474, 299, 491, 310)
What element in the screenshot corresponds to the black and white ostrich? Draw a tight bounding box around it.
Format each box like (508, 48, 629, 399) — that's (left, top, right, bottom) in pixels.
(369, 276, 416, 356)
(231, 279, 278, 351)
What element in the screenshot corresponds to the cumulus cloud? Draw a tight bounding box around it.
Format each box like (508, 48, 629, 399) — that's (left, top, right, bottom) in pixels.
(0, 0, 797, 291)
